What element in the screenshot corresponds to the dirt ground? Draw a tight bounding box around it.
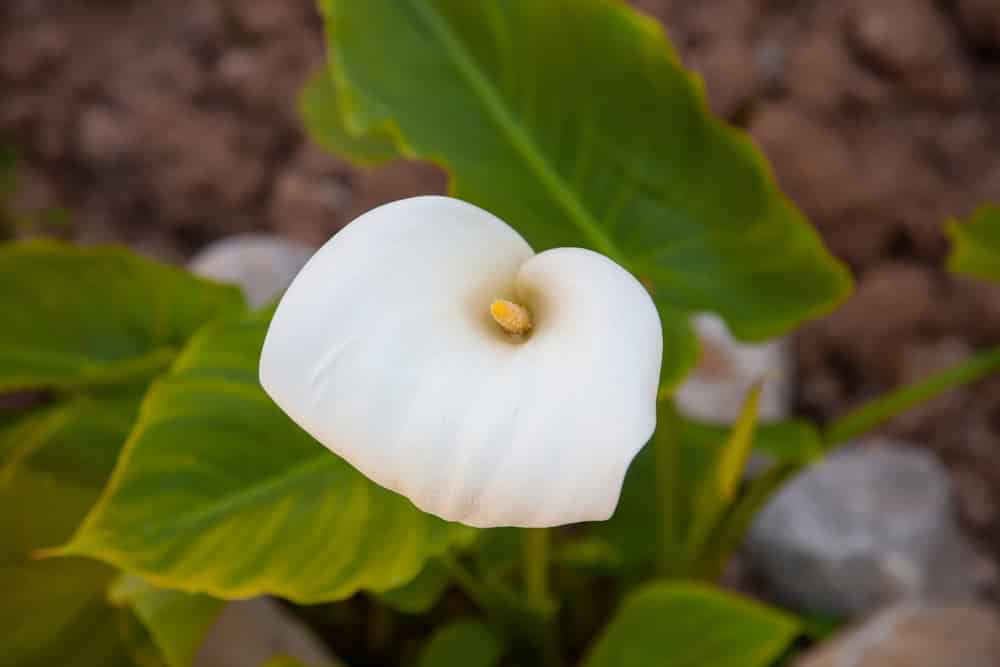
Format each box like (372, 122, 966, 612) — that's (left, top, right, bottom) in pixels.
(3, 0, 1000, 572)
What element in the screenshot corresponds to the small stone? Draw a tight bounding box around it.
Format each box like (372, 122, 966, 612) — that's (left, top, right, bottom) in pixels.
(188, 234, 315, 308)
(194, 597, 342, 667)
(676, 314, 791, 423)
(846, 0, 970, 104)
(269, 146, 353, 246)
(746, 442, 984, 617)
(686, 40, 759, 119)
(750, 105, 858, 226)
(784, 31, 890, 111)
(794, 603, 1000, 667)
(77, 106, 134, 165)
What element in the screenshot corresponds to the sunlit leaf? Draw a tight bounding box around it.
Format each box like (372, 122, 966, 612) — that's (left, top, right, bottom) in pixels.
(947, 205, 1000, 283)
(683, 385, 761, 568)
(0, 241, 245, 392)
(583, 583, 799, 667)
(57, 308, 476, 603)
(316, 0, 851, 390)
(300, 67, 400, 166)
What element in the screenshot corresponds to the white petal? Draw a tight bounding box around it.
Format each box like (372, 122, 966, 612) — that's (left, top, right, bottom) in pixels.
(260, 196, 662, 528)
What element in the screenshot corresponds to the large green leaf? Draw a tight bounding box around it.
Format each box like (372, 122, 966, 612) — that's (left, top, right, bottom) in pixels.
(583, 583, 799, 667)
(593, 416, 821, 571)
(56, 308, 476, 603)
(300, 68, 400, 166)
(315, 0, 851, 389)
(416, 620, 503, 667)
(0, 241, 245, 391)
(109, 574, 224, 667)
(0, 394, 141, 667)
(947, 205, 1000, 283)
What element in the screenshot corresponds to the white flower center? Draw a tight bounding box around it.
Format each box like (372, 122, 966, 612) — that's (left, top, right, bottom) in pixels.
(489, 298, 533, 335)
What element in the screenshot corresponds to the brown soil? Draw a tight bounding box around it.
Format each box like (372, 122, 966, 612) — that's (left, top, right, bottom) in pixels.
(4, 0, 1000, 586)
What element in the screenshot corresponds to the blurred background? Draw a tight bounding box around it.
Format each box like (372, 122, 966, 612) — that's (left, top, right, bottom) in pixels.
(3, 0, 1000, 656)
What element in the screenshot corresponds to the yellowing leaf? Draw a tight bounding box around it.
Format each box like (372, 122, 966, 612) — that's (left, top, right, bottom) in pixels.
(57, 309, 476, 603)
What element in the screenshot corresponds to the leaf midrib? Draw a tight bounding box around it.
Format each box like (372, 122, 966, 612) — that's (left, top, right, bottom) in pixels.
(405, 0, 627, 264)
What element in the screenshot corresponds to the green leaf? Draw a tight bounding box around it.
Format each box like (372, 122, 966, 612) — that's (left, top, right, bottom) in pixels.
(593, 417, 821, 571)
(318, 0, 851, 389)
(0, 394, 140, 558)
(378, 558, 451, 614)
(56, 308, 476, 603)
(693, 462, 800, 581)
(300, 67, 401, 166)
(0, 241, 246, 392)
(416, 620, 503, 667)
(583, 583, 799, 667)
(947, 205, 1000, 283)
(682, 386, 761, 570)
(0, 559, 134, 667)
(0, 393, 141, 667)
(109, 574, 224, 667)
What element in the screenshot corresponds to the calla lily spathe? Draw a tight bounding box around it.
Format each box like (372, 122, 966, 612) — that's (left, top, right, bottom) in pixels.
(260, 196, 662, 528)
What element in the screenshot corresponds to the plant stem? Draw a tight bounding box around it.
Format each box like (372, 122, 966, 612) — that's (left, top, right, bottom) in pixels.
(523, 528, 550, 607)
(524, 528, 561, 667)
(441, 553, 494, 612)
(824, 345, 1000, 446)
(654, 399, 679, 577)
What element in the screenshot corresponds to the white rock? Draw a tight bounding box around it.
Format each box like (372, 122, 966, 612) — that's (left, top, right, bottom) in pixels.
(794, 603, 1000, 667)
(676, 313, 791, 423)
(188, 234, 315, 308)
(746, 442, 987, 617)
(193, 597, 342, 667)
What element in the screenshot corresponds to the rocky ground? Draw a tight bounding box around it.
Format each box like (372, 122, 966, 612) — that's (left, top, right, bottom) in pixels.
(4, 0, 1000, 664)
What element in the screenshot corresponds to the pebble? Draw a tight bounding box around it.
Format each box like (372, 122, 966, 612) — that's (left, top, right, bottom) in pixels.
(794, 603, 1000, 667)
(194, 597, 341, 667)
(675, 313, 791, 423)
(188, 234, 315, 308)
(746, 442, 987, 617)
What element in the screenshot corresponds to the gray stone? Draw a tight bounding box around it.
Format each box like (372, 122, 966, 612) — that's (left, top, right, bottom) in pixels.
(676, 313, 791, 423)
(188, 234, 315, 308)
(794, 603, 1000, 667)
(193, 597, 342, 667)
(746, 442, 987, 617)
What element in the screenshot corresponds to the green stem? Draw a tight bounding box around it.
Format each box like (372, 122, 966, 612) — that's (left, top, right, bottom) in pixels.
(654, 399, 679, 577)
(523, 529, 550, 607)
(441, 553, 494, 612)
(524, 528, 560, 667)
(824, 345, 1000, 446)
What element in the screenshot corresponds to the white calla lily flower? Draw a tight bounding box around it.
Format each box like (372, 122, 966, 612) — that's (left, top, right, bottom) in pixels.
(260, 196, 663, 528)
